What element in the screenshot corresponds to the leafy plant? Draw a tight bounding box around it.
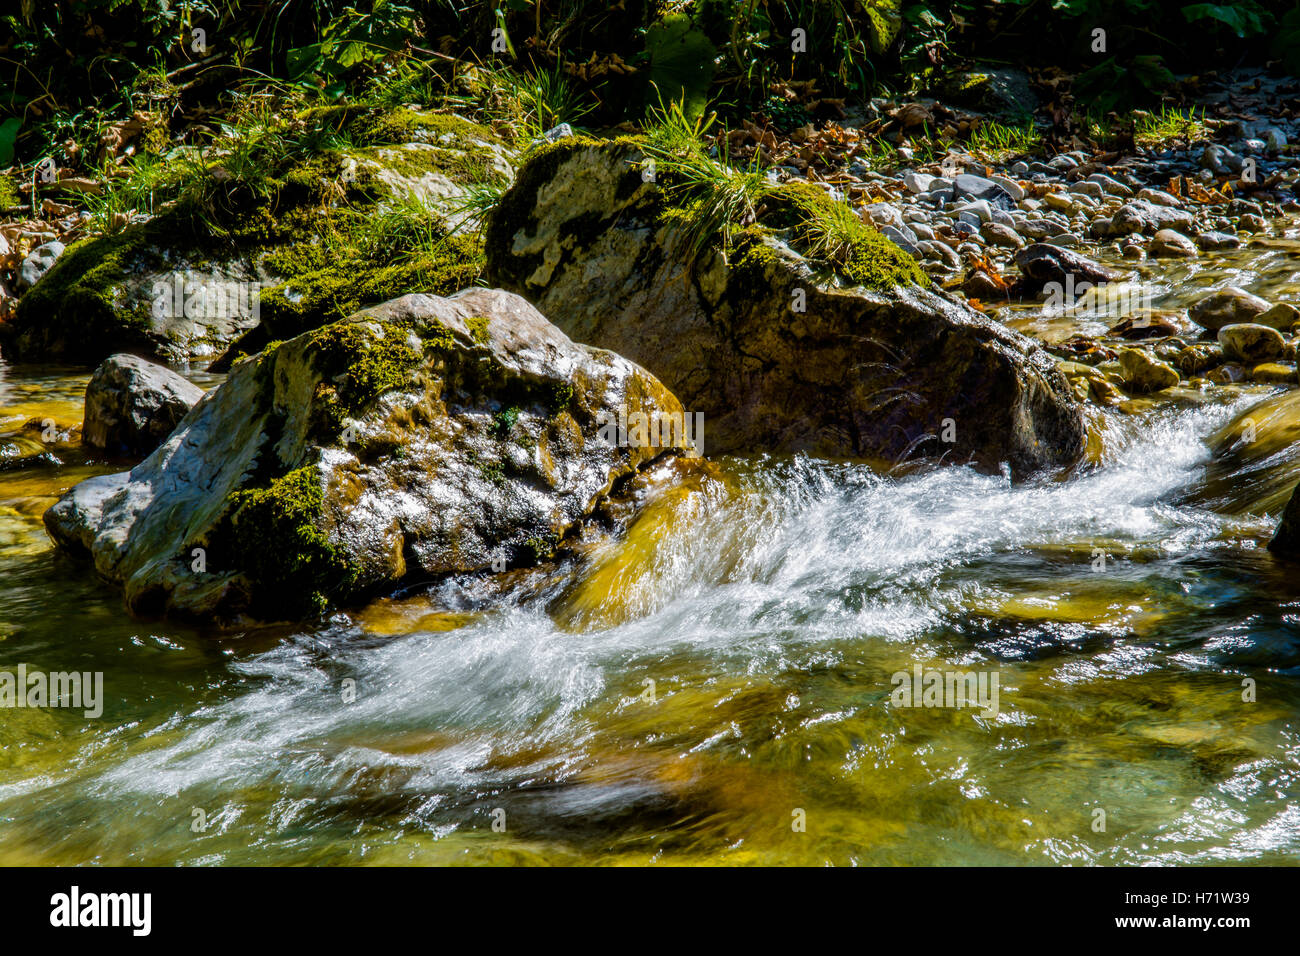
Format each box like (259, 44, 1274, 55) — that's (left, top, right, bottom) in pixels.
(1181, 2, 1270, 38)
(1073, 54, 1175, 112)
(287, 1, 420, 99)
(643, 13, 717, 121)
(0, 118, 20, 167)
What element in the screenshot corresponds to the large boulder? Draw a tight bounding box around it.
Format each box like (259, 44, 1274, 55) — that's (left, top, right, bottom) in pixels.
(83, 353, 205, 456)
(44, 288, 688, 622)
(2, 110, 509, 366)
(485, 138, 1085, 477)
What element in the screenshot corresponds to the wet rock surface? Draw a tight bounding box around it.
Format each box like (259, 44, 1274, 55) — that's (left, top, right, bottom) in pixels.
(82, 353, 205, 456)
(45, 288, 687, 622)
(486, 138, 1086, 477)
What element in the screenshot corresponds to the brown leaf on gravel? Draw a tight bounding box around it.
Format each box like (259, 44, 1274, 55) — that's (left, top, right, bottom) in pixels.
(890, 103, 934, 131)
(97, 112, 148, 162)
(50, 177, 104, 195)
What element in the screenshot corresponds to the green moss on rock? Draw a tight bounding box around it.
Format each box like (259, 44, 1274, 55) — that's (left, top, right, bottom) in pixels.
(225, 465, 358, 616)
(756, 181, 927, 290)
(306, 320, 422, 416)
(842, 228, 927, 289)
(466, 314, 491, 344)
(259, 234, 485, 340)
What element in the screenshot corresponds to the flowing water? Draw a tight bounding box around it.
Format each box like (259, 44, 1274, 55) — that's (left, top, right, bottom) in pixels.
(3, 239, 1300, 866)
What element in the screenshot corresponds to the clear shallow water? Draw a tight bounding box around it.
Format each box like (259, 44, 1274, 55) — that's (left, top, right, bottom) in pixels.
(2, 352, 1299, 865)
(5, 230, 1300, 865)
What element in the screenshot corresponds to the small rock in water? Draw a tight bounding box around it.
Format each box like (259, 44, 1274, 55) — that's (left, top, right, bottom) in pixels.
(1119, 348, 1180, 393)
(1107, 313, 1178, 340)
(1207, 363, 1247, 384)
(1250, 362, 1296, 385)
(1188, 287, 1271, 331)
(1195, 230, 1241, 251)
(1228, 199, 1264, 218)
(1255, 303, 1300, 332)
(1013, 242, 1117, 293)
(963, 269, 1008, 299)
(1239, 213, 1267, 234)
(1217, 323, 1285, 364)
(1045, 233, 1081, 247)
(1149, 229, 1197, 258)
(83, 353, 205, 456)
(1175, 343, 1225, 375)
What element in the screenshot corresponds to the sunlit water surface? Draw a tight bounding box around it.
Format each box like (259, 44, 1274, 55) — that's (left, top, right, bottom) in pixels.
(2, 232, 1300, 865)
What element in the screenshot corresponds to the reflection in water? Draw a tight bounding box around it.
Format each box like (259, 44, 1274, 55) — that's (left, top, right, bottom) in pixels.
(2, 245, 1300, 864)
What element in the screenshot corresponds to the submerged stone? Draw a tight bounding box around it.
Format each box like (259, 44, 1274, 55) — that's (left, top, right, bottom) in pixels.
(1188, 287, 1271, 332)
(1119, 348, 1180, 394)
(1217, 323, 1285, 365)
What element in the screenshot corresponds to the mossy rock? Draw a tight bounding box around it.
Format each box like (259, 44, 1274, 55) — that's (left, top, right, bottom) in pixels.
(934, 68, 1039, 117)
(43, 288, 690, 623)
(486, 137, 1084, 477)
(2, 212, 270, 364)
(4, 111, 511, 367)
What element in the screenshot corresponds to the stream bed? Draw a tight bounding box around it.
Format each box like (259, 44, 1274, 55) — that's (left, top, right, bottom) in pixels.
(2, 238, 1299, 866)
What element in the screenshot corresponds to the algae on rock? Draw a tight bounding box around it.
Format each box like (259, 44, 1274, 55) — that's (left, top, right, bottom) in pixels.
(486, 137, 1085, 477)
(3, 108, 511, 367)
(44, 288, 689, 622)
